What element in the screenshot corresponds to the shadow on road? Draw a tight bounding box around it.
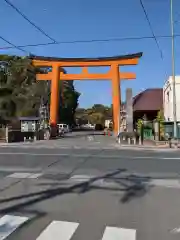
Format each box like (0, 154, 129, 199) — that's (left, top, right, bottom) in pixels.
(0, 169, 153, 217)
(115, 175, 152, 203)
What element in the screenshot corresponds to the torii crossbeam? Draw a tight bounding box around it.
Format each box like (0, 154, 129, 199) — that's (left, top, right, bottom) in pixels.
(31, 52, 142, 135)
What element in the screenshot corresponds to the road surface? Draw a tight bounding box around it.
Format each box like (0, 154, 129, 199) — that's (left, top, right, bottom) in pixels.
(0, 132, 179, 239)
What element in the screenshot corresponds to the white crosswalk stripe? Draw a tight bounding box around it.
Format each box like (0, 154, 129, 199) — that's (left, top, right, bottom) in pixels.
(70, 174, 95, 182)
(102, 226, 136, 240)
(36, 221, 79, 240)
(0, 214, 137, 239)
(0, 215, 29, 240)
(6, 172, 42, 179)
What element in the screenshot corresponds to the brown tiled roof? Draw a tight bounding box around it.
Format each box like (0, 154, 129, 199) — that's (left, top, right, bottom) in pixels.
(133, 88, 163, 111)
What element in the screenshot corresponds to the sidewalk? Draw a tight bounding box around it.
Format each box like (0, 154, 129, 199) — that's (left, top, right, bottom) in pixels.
(113, 143, 179, 151)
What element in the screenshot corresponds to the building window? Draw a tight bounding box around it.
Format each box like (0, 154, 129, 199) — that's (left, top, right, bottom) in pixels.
(167, 91, 170, 102)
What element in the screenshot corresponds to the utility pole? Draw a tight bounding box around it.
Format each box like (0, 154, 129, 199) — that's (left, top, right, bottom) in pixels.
(170, 0, 177, 139)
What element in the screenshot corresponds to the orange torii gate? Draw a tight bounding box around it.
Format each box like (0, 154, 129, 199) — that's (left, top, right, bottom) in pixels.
(31, 53, 142, 135)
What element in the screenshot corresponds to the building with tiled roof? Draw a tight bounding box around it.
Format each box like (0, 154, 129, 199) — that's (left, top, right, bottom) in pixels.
(133, 88, 163, 123)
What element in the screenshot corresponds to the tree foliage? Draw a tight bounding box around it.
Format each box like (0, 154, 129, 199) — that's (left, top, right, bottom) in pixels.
(0, 55, 45, 119)
(0, 55, 80, 125)
(156, 110, 165, 138)
(75, 104, 112, 125)
(136, 118, 143, 132)
(59, 81, 80, 124)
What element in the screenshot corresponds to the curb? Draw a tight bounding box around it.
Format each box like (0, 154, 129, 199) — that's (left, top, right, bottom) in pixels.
(114, 144, 178, 151)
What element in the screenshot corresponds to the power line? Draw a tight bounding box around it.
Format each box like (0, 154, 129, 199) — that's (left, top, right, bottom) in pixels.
(0, 35, 29, 54)
(139, 0, 164, 59)
(2, 0, 178, 57)
(3, 0, 57, 43)
(0, 33, 180, 50)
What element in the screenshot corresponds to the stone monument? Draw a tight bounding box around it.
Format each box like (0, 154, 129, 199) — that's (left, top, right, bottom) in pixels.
(126, 88, 133, 132)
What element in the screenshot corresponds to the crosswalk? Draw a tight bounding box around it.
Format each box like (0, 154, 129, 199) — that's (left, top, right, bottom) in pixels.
(2, 171, 180, 190)
(0, 214, 137, 240)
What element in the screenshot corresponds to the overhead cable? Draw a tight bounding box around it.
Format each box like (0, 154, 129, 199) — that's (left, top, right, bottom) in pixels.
(139, 0, 164, 59)
(0, 33, 180, 50)
(0, 35, 29, 54)
(3, 0, 57, 43)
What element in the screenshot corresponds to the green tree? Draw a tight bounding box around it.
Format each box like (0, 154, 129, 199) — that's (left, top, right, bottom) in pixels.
(75, 104, 112, 126)
(0, 55, 80, 125)
(59, 80, 80, 125)
(88, 112, 105, 125)
(156, 110, 165, 138)
(0, 55, 45, 119)
(136, 118, 143, 133)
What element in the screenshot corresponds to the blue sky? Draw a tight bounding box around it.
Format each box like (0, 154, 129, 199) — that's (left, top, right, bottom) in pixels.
(0, 0, 180, 108)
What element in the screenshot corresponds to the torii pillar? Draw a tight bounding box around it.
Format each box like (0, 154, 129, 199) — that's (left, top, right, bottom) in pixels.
(111, 64, 121, 134)
(50, 63, 59, 124)
(32, 52, 142, 135)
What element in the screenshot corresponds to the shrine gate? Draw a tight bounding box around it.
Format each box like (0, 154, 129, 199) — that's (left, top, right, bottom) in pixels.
(31, 53, 142, 135)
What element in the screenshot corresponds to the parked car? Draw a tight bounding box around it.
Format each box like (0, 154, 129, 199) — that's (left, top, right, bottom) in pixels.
(57, 123, 70, 133)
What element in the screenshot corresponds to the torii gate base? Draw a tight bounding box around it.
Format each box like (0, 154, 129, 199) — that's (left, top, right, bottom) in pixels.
(32, 53, 142, 135)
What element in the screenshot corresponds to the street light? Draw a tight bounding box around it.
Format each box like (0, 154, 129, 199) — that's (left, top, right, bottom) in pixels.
(170, 0, 177, 139)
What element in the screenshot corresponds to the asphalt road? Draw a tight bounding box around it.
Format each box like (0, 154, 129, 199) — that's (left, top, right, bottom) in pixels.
(0, 132, 180, 239)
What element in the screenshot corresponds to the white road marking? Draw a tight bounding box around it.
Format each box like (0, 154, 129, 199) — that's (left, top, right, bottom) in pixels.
(0, 167, 42, 172)
(70, 174, 95, 182)
(171, 227, 180, 234)
(25, 173, 42, 179)
(69, 176, 180, 189)
(0, 152, 180, 160)
(70, 174, 106, 186)
(151, 179, 180, 188)
(36, 220, 79, 240)
(7, 172, 42, 179)
(102, 226, 136, 240)
(0, 215, 29, 240)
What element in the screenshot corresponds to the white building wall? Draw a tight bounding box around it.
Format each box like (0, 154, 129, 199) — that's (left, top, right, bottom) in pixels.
(163, 76, 180, 122)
